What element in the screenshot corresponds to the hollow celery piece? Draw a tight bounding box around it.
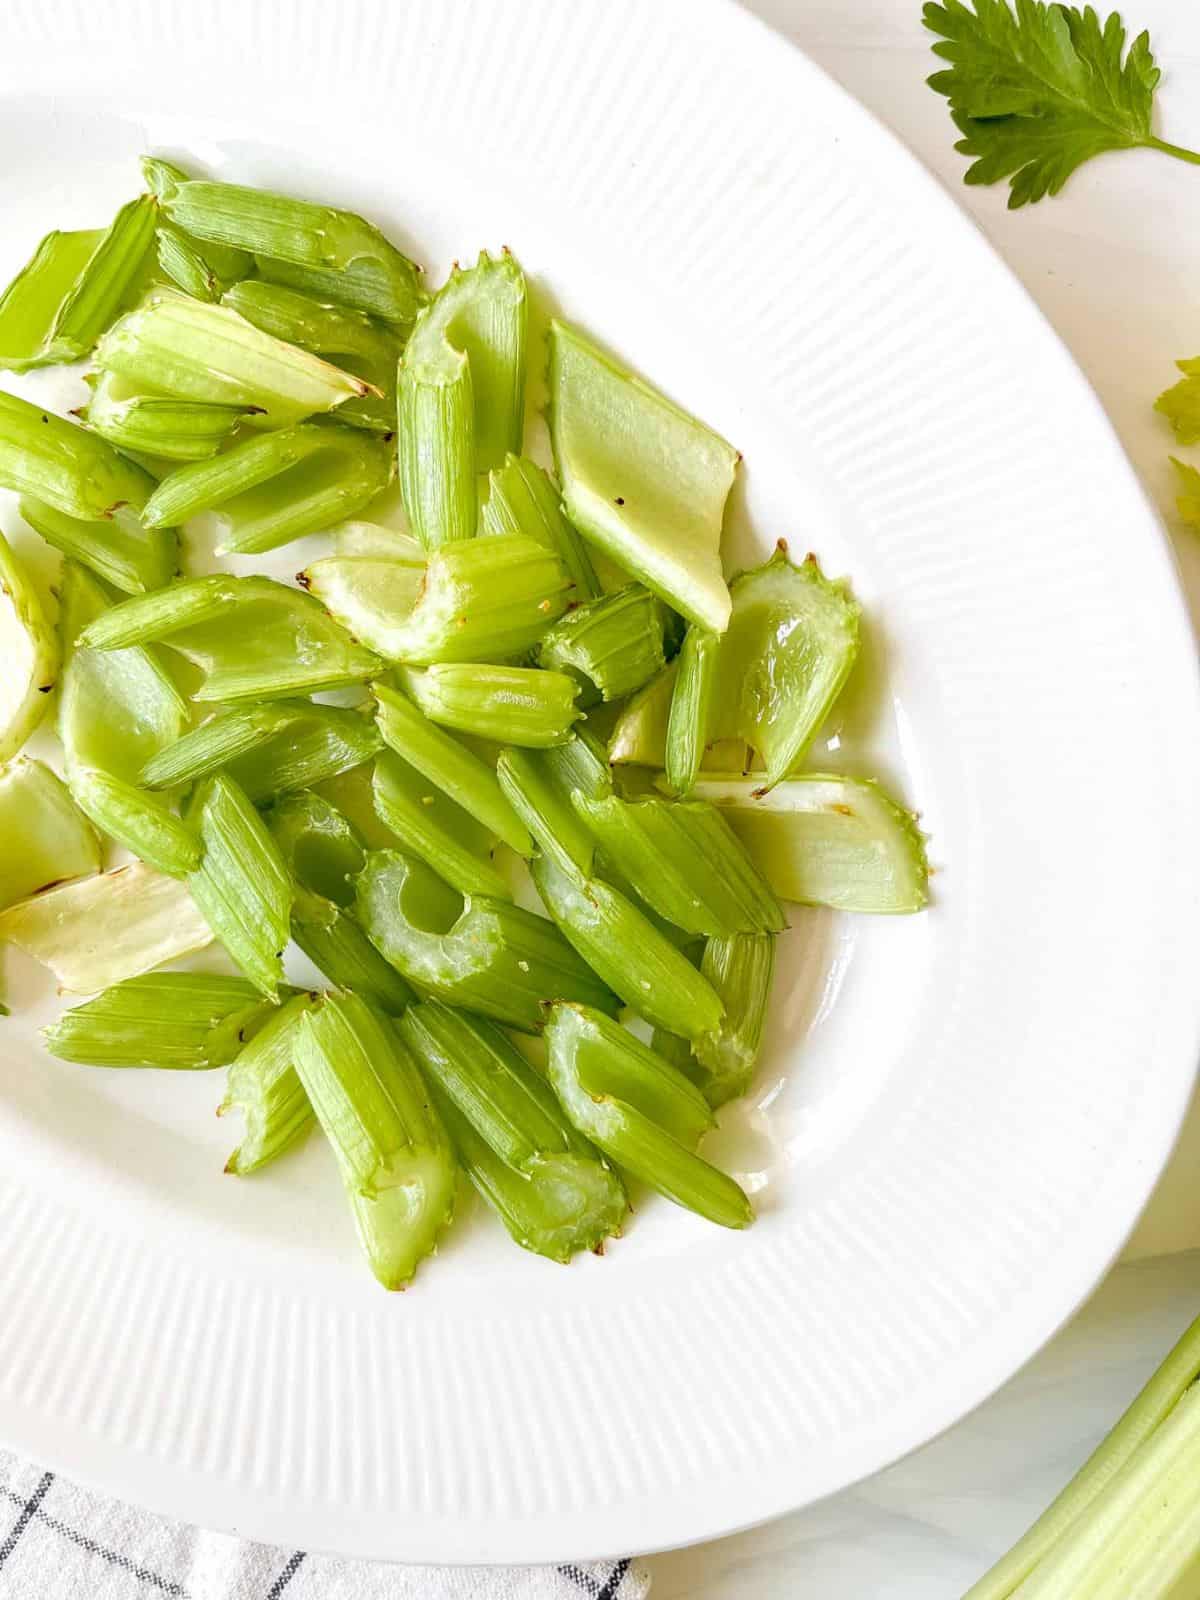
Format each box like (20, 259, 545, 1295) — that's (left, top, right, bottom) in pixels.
(372, 747, 509, 901)
(0, 390, 154, 521)
(482, 454, 600, 601)
(665, 624, 719, 796)
(530, 853, 723, 1038)
(547, 319, 738, 631)
(96, 291, 372, 428)
(572, 791, 785, 937)
(401, 1000, 628, 1261)
(0, 758, 100, 909)
(84, 369, 248, 463)
(187, 774, 292, 999)
(0, 860, 211, 993)
(355, 848, 618, 1032)
(373, 684, 531, 854)
(21, 496, 177, 598)
(45, 195, 158, 360)
(538, 585, 666, 704)
(220, 993, 319, 1174)
(0, 228, 103, 369)
(78, 574, 383, 703)
(544, 1003, 752, 1229)
(0, 531, 58, 762)
(684, 774, 929, 913)
(399, 663, 580, 747)
(213, 430, 394, 557)
(43, 972, 277, 1068)
(293, 992, 456, 1289)
(298, 553, 425, 648)
(691, 933, 776, 1107)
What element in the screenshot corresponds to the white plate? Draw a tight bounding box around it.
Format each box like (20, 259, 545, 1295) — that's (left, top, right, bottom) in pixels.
(2, 0, 1199, 1567)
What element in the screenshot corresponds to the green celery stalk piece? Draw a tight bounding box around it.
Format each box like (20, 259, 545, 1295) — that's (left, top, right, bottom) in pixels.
(45, 195, 158, 362)
(608, 659, 677, 764)
(401, 1000, 628, 1262)
(314, 762, 410, 852)
(0, 390, 154, 521)
(332, 520, 425, 560)
(544, 1003, 752, 1230)
(213, 430, 394, 557)
(141, 156, 190, 201)
(711, 547, 860, 788)
(481, 453, 600, 600)
(0, 530, 58, 762)
(292, 992, 456, 1289)
(43, 971, 278, 1068)
(398, 662, 581, 748)
(67, 768, 200, 878)
(298, 553, 425, 653)
(547, 319, 738, 631)
(355, 847, 619, 1032)
(495, 742, 602, 877)
(372, 746, 509, 901)
(665, 623, 719, 796)
(220, 992, 319, 1173)
(684, 773, 929, 914)
(0, 228, 104, 370)
(187, 773, 292, 998)
(692, 933, 777, 1107)
(0, 757, 100, 909)
(537, 583, 666, 703)
(83, 368, 248, 462)
(21, 496, 178, 595)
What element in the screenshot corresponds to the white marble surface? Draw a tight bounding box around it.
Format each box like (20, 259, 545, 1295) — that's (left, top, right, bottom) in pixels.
(650, 0, 1200, 1592)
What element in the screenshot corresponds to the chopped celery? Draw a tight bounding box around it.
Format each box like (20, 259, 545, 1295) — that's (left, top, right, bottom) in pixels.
(544, 1003, 752, 1229)
(332, 520, 424, 561)
(482, 454, 600, 600)
(156, 222, 252, 303)
(292, 992, 456, 1288)
(140, 702, 303, 788)
(84, 369, 247, 462)
(0, 229, 103, 370)
(495, 742, 603, 876)
(401, 1000, 628, 1261)
(21, 496, 176, 596)
(608, 659, 677, 765)
(221, 992, 319, 1173)
(45, 196, 158, 361)
(0, 860, 211, 992)
(685, 774, 930, 913)
(0, 758, 100, 909)
(141, 156, 189, 202)
(665, 623, 719, 796)
(214, 430, 394, 556)
(0, 390, 154, 521)
(693, 933, 776, 1106)
(537, 584, 666, 702)
(298, 554, 425, 652)
(44, 972, 277, 1068)
(547, 319, 738, 631)
(398, 662, 580, 747)
(67, 767, 200, 877)
(0, 531, 58, 762)
(1169, 456, 1200, 531)
(187, 774, 292, 998)
(711, 547, 860, 787)
(372, 746, 509, 900)
(355, 848, 618, 1031)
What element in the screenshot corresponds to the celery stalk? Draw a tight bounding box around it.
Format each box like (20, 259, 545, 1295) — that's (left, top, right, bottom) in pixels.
(141, 156, 189, 202)
(372, 746, 509, 901)
(213, 431, 394, 557)
(46, 195, 158, 360)
(144, 423, 336, 526)
(20, 497, 177, 595)
(0, 758, 100, 910)
(221, 992, 319, 1173)
(0, 531, 58, 762)
(537, 584, 666, 703)
(398, 663, 580, 747)
(68, 767, 200, 877)
(495, 743, 600, 876)
(482, 454, 600, 600)
(609, 659, 747, 770)
(156, 223, 252, 303)
(693, 934, 776, 1106)
(83, 369, 247, 462)
(332, 520, 425, 561)
(44, 972, 277, 1068)
(0, 390, 154, 521)
(0, 228, 103, 370)
(665, 623, 719, 796)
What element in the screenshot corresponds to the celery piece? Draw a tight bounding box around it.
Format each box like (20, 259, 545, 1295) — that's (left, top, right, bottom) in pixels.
(44, 972, 276, 1068)
(0, 531, 58, 762)
(355, 848, 618, 1031)
(665, 624, 719, 796)
(0, 391, 154, 521)
(292, 992, 456, 1288)
(144, 422, 352, 527)
(482, 454, 600, 601)
(0, 229, 103, 370)
(537, 584, 666, 703)
(398, 663, 580, 747)
(0, 860, 211, 992)
(141, 157, 189, 202)
(495, 744, 601, 876)
(21, 496, 177, 596)
(401, 1000, 628, 1261)
(298, 554, 425, 653)
(0, 758, 100, 909)
(156, 223, 251, 303)
(218, 430, 394, 556)
(67, 767, 200, 877)
(84, 369, 247, 463)
(78, 574, 382, 703)
(544, 1003, 752, 1229)
(374, 684, 531, 854)
(140, 703, 301, 789)
(692, 933, 776, 1107)
(547, 320, 738, 631)
(530, 853, 724, 1038)
(372, 747, 509, 901)
(221, 992, 318, 1173)
(46, 196, 158, 361)
(96, 291, 372, 428)
(712, 548, 860, 787)
(1169, 456, 1200, 532)
(572, 791, 785, 937)
(608, 659, 676, 765)
(685, 773, 929, 913)
(333, 520, 424, 561)
(187, 774, 292, 998)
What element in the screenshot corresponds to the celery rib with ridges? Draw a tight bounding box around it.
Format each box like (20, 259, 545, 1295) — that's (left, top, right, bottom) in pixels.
(221, 993, 319, 1174)
(692, 933, 777, 1107)
(20, 498, 177, 597)
(0, 229, 103, 371)
(0, 390, 154, 521)
(401, 1000, 628, 1262)
(398, 662, 581, 747)
(372, 746, 510, 901)
(544, 1003, 752, 1230)
(666, 623, 719, 795)
(537, 583, 666, 703)
(43, 973, 279, 1068)
(292, 992, 457, 1289)
(0, 531, 58, 763)
(83, 369, 249, 463)
(482, 454, 600, 600)
(0, 758, 100, 910)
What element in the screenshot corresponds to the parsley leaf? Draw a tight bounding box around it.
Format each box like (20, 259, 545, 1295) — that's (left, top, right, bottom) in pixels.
(1155, 360, 1200, 446)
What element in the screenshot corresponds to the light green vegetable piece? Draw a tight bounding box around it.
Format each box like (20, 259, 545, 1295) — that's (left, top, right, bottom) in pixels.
(0, 530, 58, 762)
(0, 229, 103, 369)
(1169, 456, 1200, 531)
(0, 391, 154, 523)
(21, 496, 177, 596)
(83, 368, 249, 463)
(692, 933, 777, 1107)
(398, 662, 581, 747)
(44, 972, 279, 1069)
(0, 758, 100, 910)
(372, 746, 509, 902)
(220, 992, 320, 1174)
(665, 623, 719, 796)
(537, 584, 666, 704)
(482, 454, 600, 600)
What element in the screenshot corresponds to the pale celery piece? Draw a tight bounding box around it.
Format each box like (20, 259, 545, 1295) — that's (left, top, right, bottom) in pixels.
(372, 746, 509, 901)
(221, 992, 319, 1174)
(333, 520, 425, 561)
(537, 584, 666, 703)
(401, 1000, 628, 1262)
(22, 496, 177, 596)
(78, 574, 383, 703)
(544, 1003, 752, 1230)
(315, 763, 409, 852)
(355, 848, 618, 1032)
(712, 547, 860, 788)
(0, 530, 58, 762)
(399, 663, 580, 747)
(0, 390, 154, 521)
(1169, 455, 1200, 530)
(143, 424, 329, 526)
(299, 554, 425, 654)
(692, 933, 776, 1107)
(293, 992, 456, 1289)
(665, 623, 719, 796)
(214, 430, 394, 557)
(398, 251, 527, 548)
(495, 742, 604, 876)
(0, 758, 100, 909)
(0, 860, 211, 992)
(0, 229, 103, 370)
(572, 791, 785, 938)
(547, 319, 738, 631)
(187, 774, 292, 999)
(685, 774, 930, 913)
(84, 369, 248, 463)
(156, 212, 252, 302)
(482, 454, 600, 600)
(608, 657, 748, 772)
(44, 972, 277, 1068)
(530, 853, 724, 1039)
